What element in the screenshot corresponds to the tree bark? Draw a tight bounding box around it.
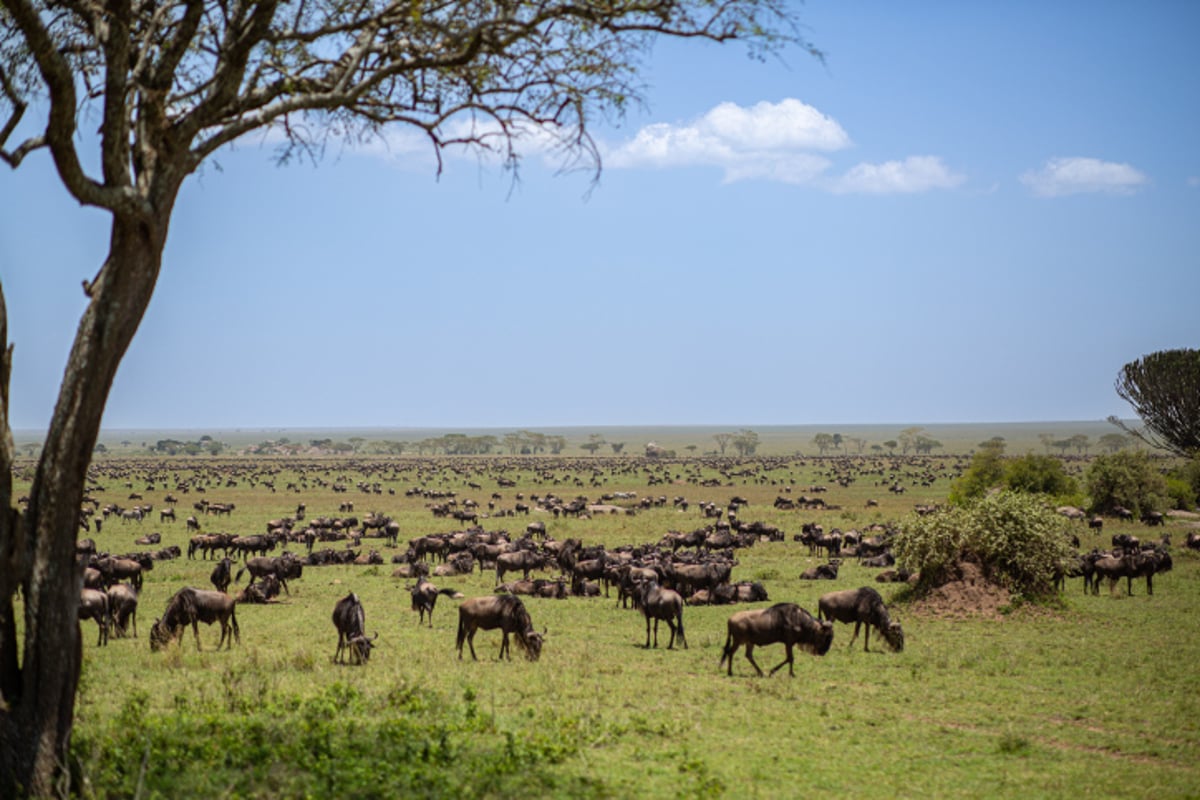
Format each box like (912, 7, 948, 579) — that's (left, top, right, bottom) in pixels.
(0, 210, 166, 797)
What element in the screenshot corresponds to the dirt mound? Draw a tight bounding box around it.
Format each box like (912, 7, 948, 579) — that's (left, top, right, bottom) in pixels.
(908, 560, 1012, 620)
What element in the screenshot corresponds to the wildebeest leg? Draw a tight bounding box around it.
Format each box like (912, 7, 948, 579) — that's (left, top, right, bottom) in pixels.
(847, 621, 861, 650)
(768, 643, 795, 677)
(744, 644, 765, 677)
(863, 623, 871, 653)
(676, 613, 687, 649)
(1147, 574, 1153, 596)
(720, 636, 737, 675)
(192, 621, 203, 651)
(499, 631, 510, 660)
(644, 616, 653, 649)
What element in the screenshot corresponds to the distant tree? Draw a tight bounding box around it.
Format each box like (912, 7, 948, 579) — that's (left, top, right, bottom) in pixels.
(547, 436, 567, 455)
(883, 440, 898, 455)
(846, 436, 867, 455)
(581, 433, 606, 455)
(1038, 433, 1057, 454)
(1068, 434, 1090, 455)
(1052, 439, 1072, 456)
(713, 433, 734, 456)
(812, 433, 834, 456)
(349, 437, 366, 453)
(683, 444, 697, 454)
(732, 429, 760, 456)
(899, 427, 925, 455)
(503, 433, 523, 455)
(1098, 433, 1129, 454)
(1111, 348, 1200, 457)
(870, 444, 884, 455)
(979, 436, 1006, 454)
(914, 436, 942, 455)
(207, 441, 224, 456)
(831, 433, 843, 454)
(93, 443, 106, 454)
(611, 442, 626, 455)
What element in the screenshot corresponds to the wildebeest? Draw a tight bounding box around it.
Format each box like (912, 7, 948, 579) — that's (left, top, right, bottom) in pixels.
(80, 588, 110, 646)
(149, 587, 240, 651)
(799, 560, 840, 580)
(106, 583, 139, 638)
(409, 576, 463, 627)
(332, 592, 377, 664)
(456, 595, 544, 662)
(719, 603, 833, 677)
(817, 587, 904, 652)
(637, 581, 687, 650)
(235, 554, 303, 595)
(210, 557, 234, 593)
(495, 549, 548, 584)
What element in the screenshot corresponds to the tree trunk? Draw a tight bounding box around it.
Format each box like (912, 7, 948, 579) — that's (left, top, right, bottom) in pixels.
(0, 211, 165, 797)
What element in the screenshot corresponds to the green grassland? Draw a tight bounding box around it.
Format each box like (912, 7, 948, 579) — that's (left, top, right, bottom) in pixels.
(13, 452, 1199, 798)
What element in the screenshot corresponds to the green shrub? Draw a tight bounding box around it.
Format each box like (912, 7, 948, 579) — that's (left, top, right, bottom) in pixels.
(1165, 477, 1195, 511)
(1084, 450, 1168, 515)
(948, 447, 1006, 504)
(894, 491, 1075, 597)
(1004, 454, 1077, 497)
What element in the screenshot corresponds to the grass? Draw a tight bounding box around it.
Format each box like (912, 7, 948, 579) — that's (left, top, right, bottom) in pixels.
(11, 453, 1198, 798)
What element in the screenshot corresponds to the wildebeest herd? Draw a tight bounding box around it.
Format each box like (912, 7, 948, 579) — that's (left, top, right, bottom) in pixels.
(63, 454, 1184, 679)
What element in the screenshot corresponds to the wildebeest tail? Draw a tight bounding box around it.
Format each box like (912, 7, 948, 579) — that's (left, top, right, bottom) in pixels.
(234, 565, 246, 583)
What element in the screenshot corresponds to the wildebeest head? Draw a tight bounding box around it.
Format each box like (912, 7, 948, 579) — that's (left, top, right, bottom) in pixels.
(882, 621, 905, 652)
(811, 619, 835, 656)
(519, 629, 545, 662)
(348, 632, 378, 665)
(149, 617, 177, 651)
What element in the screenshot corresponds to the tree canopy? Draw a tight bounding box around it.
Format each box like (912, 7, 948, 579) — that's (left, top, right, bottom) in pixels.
(1111, 348, 1200, 458)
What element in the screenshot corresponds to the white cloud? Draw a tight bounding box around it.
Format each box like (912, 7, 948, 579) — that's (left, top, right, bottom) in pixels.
(1020, 157, 1147, 197)
(829, 156, 965, 194)
(605, 98, 849, 184)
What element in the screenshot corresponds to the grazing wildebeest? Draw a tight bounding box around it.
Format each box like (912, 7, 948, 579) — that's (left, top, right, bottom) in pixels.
(106, 583, 139, 638)
(332, 592, 377, 664)
(160, 508, 176, 524)
(409, 576, 463, 627)
(456, 595, 544, 662)
(817, 587, 904, 652)
(210, 557, 234, 593)
(80, 588, 110, 646)
(637, 581, 687, 650)
(719, 603, 833, 677)
(149, 587, 239, 651)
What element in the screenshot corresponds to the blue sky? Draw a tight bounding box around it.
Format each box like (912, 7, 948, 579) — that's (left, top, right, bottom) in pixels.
(1, 0, 1197, 432)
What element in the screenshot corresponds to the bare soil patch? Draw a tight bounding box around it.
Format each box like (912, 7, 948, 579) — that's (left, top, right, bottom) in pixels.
(907, 561, 1012, 620)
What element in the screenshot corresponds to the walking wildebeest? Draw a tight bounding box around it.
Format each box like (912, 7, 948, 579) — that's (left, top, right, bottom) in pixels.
(332, 592, 377, 664)
(637, 581, 687, 650)
(106, 582, 139, 638)
(149, 587, 239, 651)
(817, 587, 904, 652)
(719, 603, 833, 677)
(409, 576, 463, 627)
(80, 588, 110, 646)
(456, 595, 544, 662)
(235, 554, 303, 595)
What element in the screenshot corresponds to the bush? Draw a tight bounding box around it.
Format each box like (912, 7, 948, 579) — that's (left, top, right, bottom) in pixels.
(894, 491, 1075, 597)
(1084, 450, 1168, 516)
(1165, 477, 1195, 511)
(1004, 454, 1077, 497)
(948, 447, 1006, 504)
(1171, 457, 1200, 507)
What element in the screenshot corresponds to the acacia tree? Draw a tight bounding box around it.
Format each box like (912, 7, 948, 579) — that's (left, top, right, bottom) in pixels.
(1110, 349, 1200, 458)
(0, 0, 809, 793)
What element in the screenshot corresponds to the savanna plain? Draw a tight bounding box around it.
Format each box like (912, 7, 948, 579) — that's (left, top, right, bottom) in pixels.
(18, 437, 1200, 799)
